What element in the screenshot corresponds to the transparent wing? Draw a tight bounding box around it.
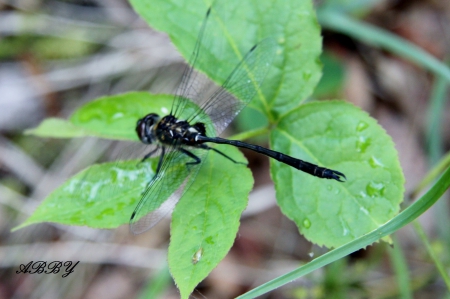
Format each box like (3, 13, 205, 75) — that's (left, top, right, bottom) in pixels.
(170, 7, 213, 120)
(189, 38, 276, 135)
(129, 145, 208, 234)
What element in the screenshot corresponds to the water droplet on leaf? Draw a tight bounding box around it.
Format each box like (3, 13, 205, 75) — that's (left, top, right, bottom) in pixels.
(369, 156, 384, 168)
(356, 121, 369, 131)
(303, 218, 311, 228)
(339, 217, 350, 236)
(111, 112, 124, 120)
(356, 135, 371, 153)
(366, 182, 386, 197)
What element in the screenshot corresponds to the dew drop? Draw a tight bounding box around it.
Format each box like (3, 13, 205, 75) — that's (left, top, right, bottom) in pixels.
(343, 227, 349, 236)
(356, 135, 371, 153)
(339, 217, 350, 236)
(112, 112, 124, 120)
(308, 252, 314, 258)
(342, 226, 348, 236)
(369, 156, 384, 168)
(366, 182, 386, 197)
(356, 121, 369, 132)
(303, 218, 311, 228)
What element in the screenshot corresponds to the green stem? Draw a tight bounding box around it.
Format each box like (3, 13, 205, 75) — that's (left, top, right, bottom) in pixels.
(138, 265, 171, 299)
(413, 221, 450, 291)
(425, 71, 450, 249)
(388, 235, 412, 299)
(412, 152, 450, 198)
(427, 74, 448, 163)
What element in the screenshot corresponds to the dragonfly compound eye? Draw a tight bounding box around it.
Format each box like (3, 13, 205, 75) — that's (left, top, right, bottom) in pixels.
(136, 113, 160, 144)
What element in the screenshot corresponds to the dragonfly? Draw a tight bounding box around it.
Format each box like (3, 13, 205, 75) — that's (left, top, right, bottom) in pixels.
(129, 6, 346, 234)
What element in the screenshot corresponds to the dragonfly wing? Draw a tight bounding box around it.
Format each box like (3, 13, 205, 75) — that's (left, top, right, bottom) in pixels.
(129, 146, 208, 234)
(190, 38, 276, 136)
(170, 5, 276, 136)
(170, 7, 214, 121)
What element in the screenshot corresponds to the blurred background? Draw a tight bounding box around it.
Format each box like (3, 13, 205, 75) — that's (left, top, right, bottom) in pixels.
(0, 0, 449, 298)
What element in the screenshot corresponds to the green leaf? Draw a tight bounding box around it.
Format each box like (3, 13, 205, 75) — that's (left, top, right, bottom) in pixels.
(168, 145, 253, 299)
(129, 0, 322, 118)
(26, 92, 203, 141)
(14, 160, 155, 230)
(70, 92, 175, 140)
(24, 117, 92, 138)
(270, 101, 404, 248)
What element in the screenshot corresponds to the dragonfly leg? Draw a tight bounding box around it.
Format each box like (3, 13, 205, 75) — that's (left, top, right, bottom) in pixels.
(201, 144, 246, 165)
(179, 148, 201, 171)
(138, 146, 160, 165)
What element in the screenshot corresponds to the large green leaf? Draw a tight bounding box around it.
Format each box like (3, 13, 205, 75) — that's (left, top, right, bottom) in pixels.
(168, 145, 252, 299)
(25, 92, 200, 140)
(14, 160, 155, 230)
(24, 117, 94, 138)
(270, 101, 405, 248)
(129, 0, 322, 119)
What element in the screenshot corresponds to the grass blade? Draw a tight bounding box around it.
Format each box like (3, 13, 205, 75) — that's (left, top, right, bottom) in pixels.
(317, 10, 450, 82)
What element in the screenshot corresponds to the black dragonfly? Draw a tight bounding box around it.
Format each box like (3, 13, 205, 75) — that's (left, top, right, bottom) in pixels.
(130, 6, 346, 234)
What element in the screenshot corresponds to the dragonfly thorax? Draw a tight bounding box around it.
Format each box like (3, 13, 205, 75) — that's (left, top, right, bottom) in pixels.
(137, 113, 207, 146)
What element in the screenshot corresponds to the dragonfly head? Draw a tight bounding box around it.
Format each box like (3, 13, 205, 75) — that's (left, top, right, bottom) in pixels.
(136, 113, 160, 144)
